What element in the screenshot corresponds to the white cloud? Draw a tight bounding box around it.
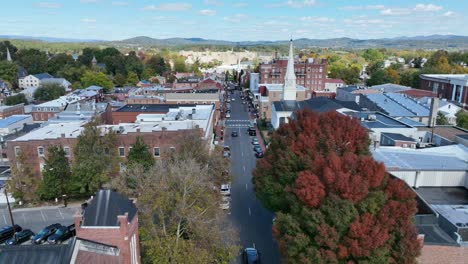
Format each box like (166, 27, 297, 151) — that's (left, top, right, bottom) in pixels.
(341, 5, 385, 10)
(223, 14, 248, 23)
(143, 3, 192, 11)
(81, 18, 97, 23)
(286, 0, 316, 8)
(233, 2, 248, 8)
(380, 8, 411, 16)
(80, 0, 99, 3)
(414, 4, 443, 12)
(442, 11, 455, 17)
(344, 18, 385, 25)
(199, 9, 217, 16)
(36, 2, 61, 8)
(300, 16, 335, 23)
(203, 0, 223, 6)
(112, 1, 129, 6)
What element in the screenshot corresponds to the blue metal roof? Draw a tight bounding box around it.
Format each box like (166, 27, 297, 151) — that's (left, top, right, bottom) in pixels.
(366, 93, 415, 117)
(0, 115, 30, 128)
(398, 117, 426, 127)
(385, 93, 429, 116)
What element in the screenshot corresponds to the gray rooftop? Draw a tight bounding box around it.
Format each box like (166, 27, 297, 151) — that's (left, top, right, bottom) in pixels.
(397, 117, 426, 127)
(381, 132, 416, 142)
(347, 111, 412, 129)
(366, 93, 416, 117)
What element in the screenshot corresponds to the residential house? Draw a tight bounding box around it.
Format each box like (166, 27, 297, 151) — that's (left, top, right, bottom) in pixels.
(18, 73, 53, 89)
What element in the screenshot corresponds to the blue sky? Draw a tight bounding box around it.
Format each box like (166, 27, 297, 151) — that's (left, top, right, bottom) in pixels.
(1, 0, 467, 41)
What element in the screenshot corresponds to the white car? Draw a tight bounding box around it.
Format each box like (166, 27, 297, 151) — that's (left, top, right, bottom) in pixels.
(219, 196, 231, 210)
(231, 98, 235, 101)
(226, 112, 231, 118)
(220, 184, 231, 196)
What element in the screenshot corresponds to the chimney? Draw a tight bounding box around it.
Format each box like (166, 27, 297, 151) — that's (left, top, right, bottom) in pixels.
(428, 97, 439, 127)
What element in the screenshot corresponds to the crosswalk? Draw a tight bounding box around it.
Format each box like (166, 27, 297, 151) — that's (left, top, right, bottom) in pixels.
(224, 120, 252, 128)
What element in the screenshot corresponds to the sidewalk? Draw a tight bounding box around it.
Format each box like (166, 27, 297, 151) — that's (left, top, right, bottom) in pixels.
(10, 202, 82, 212)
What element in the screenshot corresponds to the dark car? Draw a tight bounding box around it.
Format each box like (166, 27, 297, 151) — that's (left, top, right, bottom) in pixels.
(47, 224, 76, 244)
(243, 248, 261, 264)
(5, 229, 34, 245)
(32, 223, 62, 244)
(231, 131, 238, 137)
(247, 126, 256, 136)
(255, 151, 264, 158)
(0, 225, 22, 244)
(253, 145, 262, 153)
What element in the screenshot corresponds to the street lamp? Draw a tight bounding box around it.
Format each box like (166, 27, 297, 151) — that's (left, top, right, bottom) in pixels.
(2, 184, 16, 237)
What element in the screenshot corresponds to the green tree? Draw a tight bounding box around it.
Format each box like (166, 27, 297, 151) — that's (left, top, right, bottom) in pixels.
(56, 65, 86, 84)
(173, 56, 187, 72)
(125, 51, 144, 76)
(46, 53, 75, 75)
(362, 49, 384, 62)
(33, 83, 66, 101)
(81, 70, 113, 91)
(37, 146, 71, 201)
(436, 112, 449, 125)
(0, 60, 18, 85)
(113, 73, 127, 87)
(146, 55, 168, 75)
(5, 94, 28, 105)
(9, 150, 38, 202)
(127, 136, 154, 170)
(0, 41, 18, 61)
(78, 47, 100, 66)
(71, 118, 118, 195)
(16, 48, 48, 74)
(456, 110, 468, 129)
(141, 68, 155, 80)
(126, 71, 139, 86)
(366, 69, 391, 86)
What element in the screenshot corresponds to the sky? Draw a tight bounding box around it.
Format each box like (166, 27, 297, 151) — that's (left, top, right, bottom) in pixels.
(1, 0, 467, 41)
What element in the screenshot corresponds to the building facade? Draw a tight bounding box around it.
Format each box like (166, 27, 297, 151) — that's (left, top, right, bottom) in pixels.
(0, 104, 25, 119)
(419, 74, 468, 109)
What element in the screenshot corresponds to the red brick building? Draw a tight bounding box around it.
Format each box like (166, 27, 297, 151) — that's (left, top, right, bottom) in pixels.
(259, 57, 328, 97)
(75, 189, 140, 264)
(419, 74, 468, 109)
(0, 104, 25, 119)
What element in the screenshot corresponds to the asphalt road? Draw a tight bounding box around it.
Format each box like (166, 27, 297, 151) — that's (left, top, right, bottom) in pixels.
(224, 89, 281, 263)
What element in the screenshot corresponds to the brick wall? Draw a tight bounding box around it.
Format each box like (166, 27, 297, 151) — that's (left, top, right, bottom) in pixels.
(0, 104, 25, 119)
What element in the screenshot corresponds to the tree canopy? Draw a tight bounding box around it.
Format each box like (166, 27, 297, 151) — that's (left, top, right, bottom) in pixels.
(127, 136, 154, 171)
(456, 110, 468, 129)
(33, 83, 66, 101)
(80, 70, 113, 91)
(37, 146, 71, 200)
(253, 110, 421, 263)
(5, 93, 28, 105)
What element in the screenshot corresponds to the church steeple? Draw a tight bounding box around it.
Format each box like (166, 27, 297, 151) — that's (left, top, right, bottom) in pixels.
(283, 39, 297, 101)
(6, 47, 12, 62)
(91, 55, 97, 66)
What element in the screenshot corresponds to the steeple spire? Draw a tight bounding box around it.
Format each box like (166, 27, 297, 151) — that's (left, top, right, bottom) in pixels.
(91, 55, 97, 66)
(283, 39, 297, 101)
(6, 47, 12, 62)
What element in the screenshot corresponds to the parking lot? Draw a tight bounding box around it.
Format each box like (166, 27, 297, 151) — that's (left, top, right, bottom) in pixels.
(0, 206, 78, 234)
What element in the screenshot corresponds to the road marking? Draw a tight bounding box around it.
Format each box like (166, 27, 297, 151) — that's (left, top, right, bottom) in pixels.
(253, 243, 256, 249)
(40, 210, 46, 222)
(243, 166, 246, 172)
(248, 208, 251, 216)
(58, 208, 64, 219)
(2, 213, 6, 225)
(241, 151, 243, 157)
(245, 183, 248, 190)
(22, 213, 26, 223)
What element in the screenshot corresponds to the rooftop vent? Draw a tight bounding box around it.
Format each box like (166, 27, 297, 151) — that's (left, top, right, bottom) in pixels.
(367, 114, 377, 121)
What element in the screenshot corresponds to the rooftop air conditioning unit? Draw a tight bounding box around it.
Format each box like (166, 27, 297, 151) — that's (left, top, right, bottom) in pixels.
(367, 114, 377, 121)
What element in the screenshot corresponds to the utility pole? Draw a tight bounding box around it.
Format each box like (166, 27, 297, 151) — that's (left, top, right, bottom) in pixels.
(4, 186, 16, 237)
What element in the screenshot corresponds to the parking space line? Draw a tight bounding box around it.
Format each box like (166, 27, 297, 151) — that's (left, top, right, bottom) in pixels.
(22, 213, 26, 223)
(40, 210, 46, 222)
(2, 213, 6, 225)
(243, 166, 246, 172)
(248, 208, 251, 216)
(58, 208, 64, 219)
(245, 184, 248, 190)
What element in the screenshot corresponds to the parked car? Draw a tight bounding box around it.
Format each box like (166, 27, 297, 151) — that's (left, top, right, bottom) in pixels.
(255, 151, 264, 158)
(231, 131, 238, 137)
(223, 146, 231, 158)
(5, 229, 34, 245)
(0, 225, 23, 244)
(226, 112, 231, 118)
(251, 137, 259, 145)
(220, 184, 231, 196)
(247, 126, 256, 136)
(47, 224, 76, 244)
(32, 223, 61, 244)
(253, 145, 262, 153)
(243, 247, 261, 264)
(231, 98, 235, 101)
(219, 196, 231, 210)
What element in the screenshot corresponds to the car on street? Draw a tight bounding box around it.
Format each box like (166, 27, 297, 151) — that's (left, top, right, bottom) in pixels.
(255, 151, 264, 158)
(0, 225, 23, 244)
(247, 126, 256, 136)
(243, 247, 261, 264)
(226, 112, 231, 118)
(219, 196, 231, 210)
(220, 184, 231, 196)
(253, 145, 262, 153)
(47, 224, 76, 244)
(231, 98, 235, 101)
(242, 100, 246, 104)
(251, 137, 259, 145)
(5, 229, 34, 245)
(231, 131, 238, 137)
(223, 146, 231, 158)
(32, 223, 62, 244)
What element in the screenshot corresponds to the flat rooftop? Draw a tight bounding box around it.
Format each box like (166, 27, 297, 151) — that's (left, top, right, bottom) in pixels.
(12, 122, 86, 141)
(416, 187, 468, 205)
(418, 126, 468, 142)
(432, 204, 468, 227)
(347, 111, 413, 129)
(372, 145, 468, 171)
(116, 104, 197, 113)
(417, 225, 458, 245)
(0, 115, 31, 128)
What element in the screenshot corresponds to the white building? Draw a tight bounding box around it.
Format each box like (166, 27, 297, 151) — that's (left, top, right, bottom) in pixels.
(18, 73, 53, 89)
(0, 115, 33, 136)
(41, 78, 72, 91)
(249, 73, 259, 93)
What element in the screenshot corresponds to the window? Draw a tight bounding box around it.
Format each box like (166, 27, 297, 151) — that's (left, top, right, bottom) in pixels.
(14, 146, 21, 157)
(64, 147, 70, 157)
(154, 147, 160, 157)
(319, 67, 323, 72)
(119, 147, 125, 157)
(38, 147, 44, 157)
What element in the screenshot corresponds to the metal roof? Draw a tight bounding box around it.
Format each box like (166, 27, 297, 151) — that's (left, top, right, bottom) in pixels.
(366, 93, 416, 117)
(116, 104, 197, 113)
(0, 115, 31, 128)
(385, 93, 429, 116)
(381, 132, 416, 142)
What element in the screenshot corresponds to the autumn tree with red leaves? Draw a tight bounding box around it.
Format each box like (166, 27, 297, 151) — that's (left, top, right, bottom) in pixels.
(253, 110, 420, 263)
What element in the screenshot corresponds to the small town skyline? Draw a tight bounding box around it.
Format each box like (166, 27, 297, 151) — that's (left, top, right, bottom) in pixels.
(1, 0, 467, 41)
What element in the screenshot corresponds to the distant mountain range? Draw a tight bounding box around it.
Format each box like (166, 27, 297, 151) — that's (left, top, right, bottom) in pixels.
(1, 34, 467, 49)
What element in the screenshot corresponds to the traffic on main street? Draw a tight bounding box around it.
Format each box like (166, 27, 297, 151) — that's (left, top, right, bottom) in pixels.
(221, 84, 280, 264)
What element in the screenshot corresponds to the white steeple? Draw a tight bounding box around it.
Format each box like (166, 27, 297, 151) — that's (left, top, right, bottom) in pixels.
(6, 47, 12, 62)
(282, 39, 297, 101)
